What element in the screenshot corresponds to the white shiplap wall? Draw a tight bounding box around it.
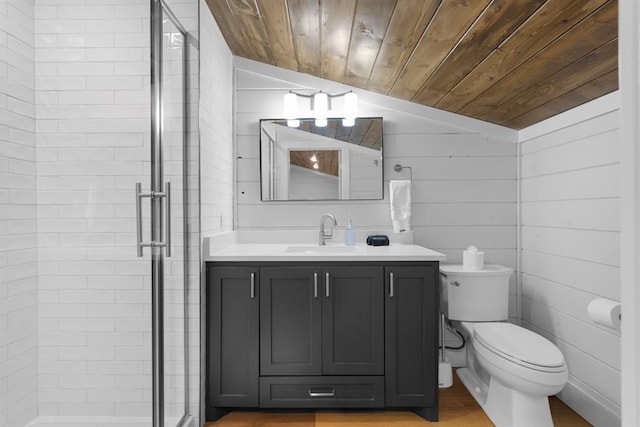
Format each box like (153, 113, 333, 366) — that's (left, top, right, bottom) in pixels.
(199, 0, 233, 237)
(0, 0, 38, 426)
(234, 62, 519, 317)
(519, 94, 621, 426)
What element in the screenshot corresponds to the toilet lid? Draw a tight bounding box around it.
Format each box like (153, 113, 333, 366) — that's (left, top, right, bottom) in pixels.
(473, 323, 565, 370)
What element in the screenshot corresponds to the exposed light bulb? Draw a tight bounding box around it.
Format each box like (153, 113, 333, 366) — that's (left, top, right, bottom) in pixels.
(287, 119, 300, 128)
(313, 163, 319, 169)
(315, 118, 327, 127)
(310, 154, 317, 162)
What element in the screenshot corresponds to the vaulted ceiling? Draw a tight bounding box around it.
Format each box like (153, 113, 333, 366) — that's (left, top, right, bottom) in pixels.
(205, 0, 618, 130)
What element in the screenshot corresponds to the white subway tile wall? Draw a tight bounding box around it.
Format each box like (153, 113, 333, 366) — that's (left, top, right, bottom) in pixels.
(34, 0, 152, 417)
(33, 0, 201, 422)
(0, 1, 38, 426)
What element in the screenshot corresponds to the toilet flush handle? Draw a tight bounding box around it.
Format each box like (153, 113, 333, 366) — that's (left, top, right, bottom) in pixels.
(451, 280, 461, 287)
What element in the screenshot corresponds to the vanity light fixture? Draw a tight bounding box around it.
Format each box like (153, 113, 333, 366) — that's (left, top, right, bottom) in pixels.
(283, 90, 358, 128)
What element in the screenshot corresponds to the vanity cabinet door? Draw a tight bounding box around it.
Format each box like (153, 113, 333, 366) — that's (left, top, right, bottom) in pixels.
(260, 266, 322, 376)
(384, 264, 438, 419)
(322, 265, 384, 375)
(208, 265, 259, 408)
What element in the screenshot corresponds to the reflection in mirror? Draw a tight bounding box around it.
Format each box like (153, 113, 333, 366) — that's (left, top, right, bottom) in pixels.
(260, 118, 383, 201)
(289, 150, 340, 199)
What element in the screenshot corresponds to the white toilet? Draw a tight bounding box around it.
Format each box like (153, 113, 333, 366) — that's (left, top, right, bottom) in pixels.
(440, 264, 568, 427)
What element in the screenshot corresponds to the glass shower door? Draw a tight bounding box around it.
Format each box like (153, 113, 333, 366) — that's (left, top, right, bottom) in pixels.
(139, 1, 190, 426)
(160, 6, 189, 427)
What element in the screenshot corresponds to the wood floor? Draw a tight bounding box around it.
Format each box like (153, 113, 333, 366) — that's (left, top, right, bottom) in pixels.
(205, 370, 591, 426)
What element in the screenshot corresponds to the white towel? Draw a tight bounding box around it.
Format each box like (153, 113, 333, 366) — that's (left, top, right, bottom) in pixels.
(390, 180, 412, 233)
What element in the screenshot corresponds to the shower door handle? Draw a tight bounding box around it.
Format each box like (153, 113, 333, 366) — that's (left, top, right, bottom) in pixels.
(135, 181, 172, 257)
(164, 182, 171, 258)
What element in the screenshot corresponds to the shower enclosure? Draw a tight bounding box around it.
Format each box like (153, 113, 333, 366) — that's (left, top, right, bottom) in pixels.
(16, 0, 200, 426)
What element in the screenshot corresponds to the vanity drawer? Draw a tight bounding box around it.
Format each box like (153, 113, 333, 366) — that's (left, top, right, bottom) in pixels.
(259, 376, 384, 408)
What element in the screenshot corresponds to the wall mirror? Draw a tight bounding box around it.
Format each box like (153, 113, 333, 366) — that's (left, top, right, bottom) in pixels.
(260, 117, 383, 201)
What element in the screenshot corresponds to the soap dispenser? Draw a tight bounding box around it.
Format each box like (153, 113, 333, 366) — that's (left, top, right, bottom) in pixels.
(345, 214, 355, 246)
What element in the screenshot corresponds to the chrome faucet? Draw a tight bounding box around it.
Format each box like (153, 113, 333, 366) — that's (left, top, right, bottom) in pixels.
(319, 214, 337, 245)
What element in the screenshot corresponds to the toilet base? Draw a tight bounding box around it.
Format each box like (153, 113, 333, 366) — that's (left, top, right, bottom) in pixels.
(457, 368, 554, 427)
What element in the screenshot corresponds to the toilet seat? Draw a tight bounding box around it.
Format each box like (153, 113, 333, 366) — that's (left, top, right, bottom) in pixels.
(473, 323, 566, 373)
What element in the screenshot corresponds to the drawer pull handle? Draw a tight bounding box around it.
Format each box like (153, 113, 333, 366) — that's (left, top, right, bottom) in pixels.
(309, 388, 335, 398)
(389, 272, 394, 298)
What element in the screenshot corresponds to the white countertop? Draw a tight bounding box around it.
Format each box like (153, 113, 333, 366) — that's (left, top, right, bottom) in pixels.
(205, 242, 446, 262)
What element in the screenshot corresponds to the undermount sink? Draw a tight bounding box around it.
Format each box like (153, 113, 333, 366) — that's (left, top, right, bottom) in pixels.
(285, 245, 360, 254)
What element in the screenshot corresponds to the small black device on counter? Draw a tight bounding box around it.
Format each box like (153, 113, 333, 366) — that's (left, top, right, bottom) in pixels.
(366, 235, 390, 246)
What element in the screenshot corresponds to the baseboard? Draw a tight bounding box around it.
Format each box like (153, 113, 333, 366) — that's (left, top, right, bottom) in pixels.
(557, 378, 621, 427)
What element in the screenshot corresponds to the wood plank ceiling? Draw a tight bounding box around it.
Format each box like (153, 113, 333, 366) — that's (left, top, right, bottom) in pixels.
(205, 0, 618, 130)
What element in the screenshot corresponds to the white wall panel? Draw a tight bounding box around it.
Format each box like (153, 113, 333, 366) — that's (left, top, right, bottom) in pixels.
(199, 2, 233, 236)
(522, 250, 620, 300)
(522, 199, 619, 231)
(522, 164, 619, 201)
(520, 100, 621, 426)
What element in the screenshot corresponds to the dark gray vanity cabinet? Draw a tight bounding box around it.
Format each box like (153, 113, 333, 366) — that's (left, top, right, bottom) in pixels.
(384, 265, 439, 419)
(321, 265, 384, 376)
(260, 265, 384, 376)
(260, 266, 323, 376)
(207, 266, 259, 409)
(206, 261, 438, 421)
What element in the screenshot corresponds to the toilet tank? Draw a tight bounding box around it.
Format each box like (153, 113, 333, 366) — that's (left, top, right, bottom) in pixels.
(440, 264, 513, 321)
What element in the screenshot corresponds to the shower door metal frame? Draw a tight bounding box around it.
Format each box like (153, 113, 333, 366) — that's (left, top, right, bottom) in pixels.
(148, 0, 191, 426)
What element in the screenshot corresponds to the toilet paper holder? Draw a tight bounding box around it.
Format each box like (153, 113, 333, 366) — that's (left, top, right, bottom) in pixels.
(587, 298, 621, 330)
